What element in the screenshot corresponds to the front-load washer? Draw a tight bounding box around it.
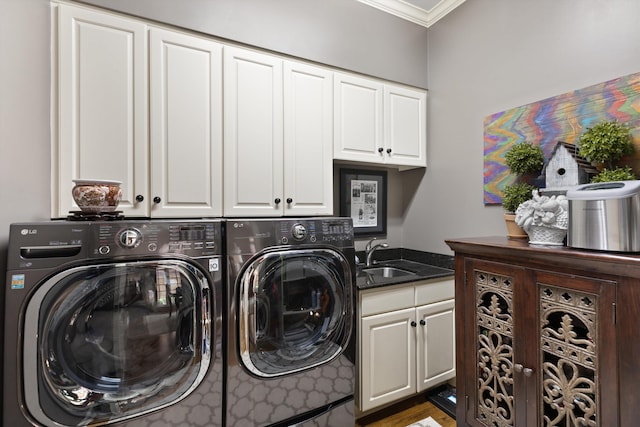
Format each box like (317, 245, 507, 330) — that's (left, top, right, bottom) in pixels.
(225, 217, 356, 426)
(3, 219, 224, 427)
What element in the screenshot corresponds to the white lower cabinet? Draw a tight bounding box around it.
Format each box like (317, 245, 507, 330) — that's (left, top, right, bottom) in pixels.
(358, 278, 455, 413)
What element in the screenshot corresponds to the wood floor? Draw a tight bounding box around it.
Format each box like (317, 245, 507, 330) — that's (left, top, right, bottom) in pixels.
(355, 395, 456, 427)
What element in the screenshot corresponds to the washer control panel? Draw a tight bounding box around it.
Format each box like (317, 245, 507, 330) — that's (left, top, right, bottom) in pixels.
(92, 220, 222, 257)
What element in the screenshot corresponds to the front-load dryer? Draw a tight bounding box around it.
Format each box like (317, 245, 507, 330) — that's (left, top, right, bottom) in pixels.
(3, 220, 224, 427)
(225, 217, 356, 426)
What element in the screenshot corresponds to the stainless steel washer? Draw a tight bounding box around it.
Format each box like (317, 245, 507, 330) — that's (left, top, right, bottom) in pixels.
(3, 220, 224, 427)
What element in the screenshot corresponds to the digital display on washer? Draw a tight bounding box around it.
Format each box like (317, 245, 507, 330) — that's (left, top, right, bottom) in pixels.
(179, 225, 206, 241)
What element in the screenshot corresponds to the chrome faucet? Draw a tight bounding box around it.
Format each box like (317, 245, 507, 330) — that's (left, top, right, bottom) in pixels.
(365, 237, 388, 267)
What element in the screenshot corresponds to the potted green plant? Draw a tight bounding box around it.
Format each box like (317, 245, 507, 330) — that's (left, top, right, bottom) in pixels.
(591, 166, 636, 183)
(578, 119, 633, 169)
(503, 182, 536, 213)
(502, 182, 536, 238)
(502, 142, 545, 238)
(505, 141, 545, 177)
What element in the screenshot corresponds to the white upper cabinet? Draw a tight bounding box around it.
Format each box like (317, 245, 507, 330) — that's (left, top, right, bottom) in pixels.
(334, 72, 427, 169)
(334, 73, 384, 164)
(223, 47, 284, 217)
(283, 61, 334, 216)
(149, 27, 223, 217)
(54, 2, 423, 218)
(224, 47, 333, 217)
(55, 3, 149, 217)
(384, 84, 427, 168)
(54, 3, 223, 217)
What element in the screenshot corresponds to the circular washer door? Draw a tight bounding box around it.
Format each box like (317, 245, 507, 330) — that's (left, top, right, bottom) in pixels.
(237, 247, 353, 377)
(22, 260, 212, 426)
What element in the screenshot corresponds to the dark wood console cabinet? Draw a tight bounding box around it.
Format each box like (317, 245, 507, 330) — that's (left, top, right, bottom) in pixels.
(445, 236, 640, 427)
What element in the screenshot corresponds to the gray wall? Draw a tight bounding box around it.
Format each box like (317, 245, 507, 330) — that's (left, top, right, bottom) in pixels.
(1, 0, 52, 276)
(73, 0, 429, 88)
(404, 0, 640, 255)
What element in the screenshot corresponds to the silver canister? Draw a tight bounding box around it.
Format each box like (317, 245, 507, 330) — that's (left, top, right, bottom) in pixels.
(566, 180, 640, 252)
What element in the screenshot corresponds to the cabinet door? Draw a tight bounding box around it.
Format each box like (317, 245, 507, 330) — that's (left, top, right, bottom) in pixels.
(56, 4, 148, 217)
(464, 259, 524, 427)
(149, 28, 223, 217)
(384, 84, 427, 168)
(223, 47, 283, 216)
(416, 299, 455, 392)
(333, 73, 383, 163)
(360, 308, 415, 412)
(531, 270, 618, 427)
(463, 258, 619, 427)
(283, 61, 333, 216)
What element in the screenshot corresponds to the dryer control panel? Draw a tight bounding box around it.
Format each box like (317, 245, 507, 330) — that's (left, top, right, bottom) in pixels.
(227, 217, 353, 252)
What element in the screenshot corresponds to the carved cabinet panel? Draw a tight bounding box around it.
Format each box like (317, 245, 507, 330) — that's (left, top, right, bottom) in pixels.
(461, 258, 618, 427)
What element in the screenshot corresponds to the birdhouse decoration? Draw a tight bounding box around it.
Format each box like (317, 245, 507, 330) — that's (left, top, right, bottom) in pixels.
(544, 141, 598, 190)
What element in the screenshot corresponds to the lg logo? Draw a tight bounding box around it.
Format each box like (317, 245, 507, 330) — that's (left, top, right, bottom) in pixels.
(20, 229, 37, 236)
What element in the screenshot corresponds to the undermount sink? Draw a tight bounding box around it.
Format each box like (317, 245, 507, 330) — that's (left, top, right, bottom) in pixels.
(361, 266, 417, 279)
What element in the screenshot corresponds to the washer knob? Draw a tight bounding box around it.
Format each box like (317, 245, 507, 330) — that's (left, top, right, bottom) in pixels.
(118, 229, 142, 248)
(291, 224, 307, 241)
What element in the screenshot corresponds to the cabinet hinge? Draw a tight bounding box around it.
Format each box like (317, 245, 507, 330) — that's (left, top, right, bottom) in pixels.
(612, 302, 616, 325)
(465, 394, 469, 411)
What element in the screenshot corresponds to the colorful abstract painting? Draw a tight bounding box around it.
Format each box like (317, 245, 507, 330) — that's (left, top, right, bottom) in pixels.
(484, 72, 640, 204)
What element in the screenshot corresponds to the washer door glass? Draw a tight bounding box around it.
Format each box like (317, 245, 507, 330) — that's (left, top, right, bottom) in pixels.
(23, 260, 211, 426)
(238, 248, 353, 377)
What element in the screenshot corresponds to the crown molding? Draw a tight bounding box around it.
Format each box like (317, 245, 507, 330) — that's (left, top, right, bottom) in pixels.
(357, 0, 466, 28)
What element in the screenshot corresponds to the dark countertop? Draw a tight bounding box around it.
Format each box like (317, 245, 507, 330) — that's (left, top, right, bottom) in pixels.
(355, 248, 454, 290)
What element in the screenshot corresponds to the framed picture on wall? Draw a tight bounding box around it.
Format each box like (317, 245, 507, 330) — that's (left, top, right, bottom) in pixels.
(339, 168, 387, 236)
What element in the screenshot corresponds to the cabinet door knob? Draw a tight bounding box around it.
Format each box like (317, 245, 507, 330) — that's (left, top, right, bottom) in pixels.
(286, 198, 293, 204)
(275, 198, 281, 204)
(419, 319, 426, 326)
(386, 148, 392, 154)
(523, 367, 534, 377)
(135, 195, 144, 202)
(378, 147, 384, 153)
(410, 321, 417, 327)
(153, 196, 161, 204)
(514, 363, 523, 373)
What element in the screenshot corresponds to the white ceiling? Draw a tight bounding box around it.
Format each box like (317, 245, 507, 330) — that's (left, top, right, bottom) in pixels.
(357, 0, 466, 28)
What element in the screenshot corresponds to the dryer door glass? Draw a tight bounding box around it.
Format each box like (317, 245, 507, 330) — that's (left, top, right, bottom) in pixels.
(238, 248, 353, 377)
(23, 260, 211, 426)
